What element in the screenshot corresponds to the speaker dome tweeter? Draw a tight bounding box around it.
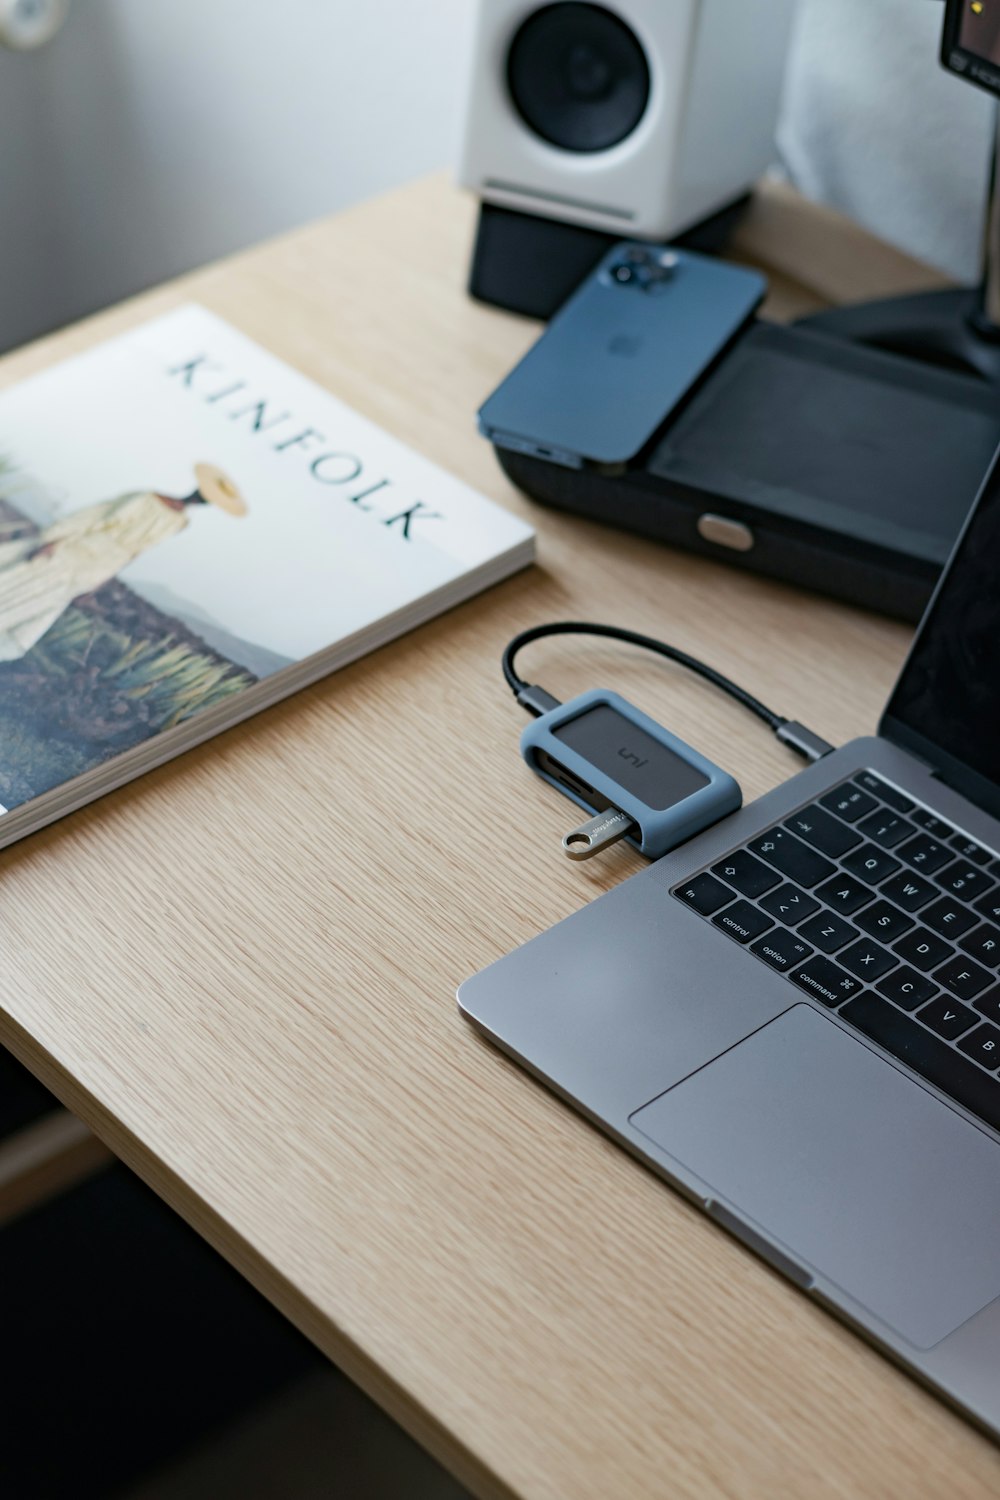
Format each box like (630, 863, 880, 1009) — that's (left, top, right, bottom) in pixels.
(506, 3, 652, 154)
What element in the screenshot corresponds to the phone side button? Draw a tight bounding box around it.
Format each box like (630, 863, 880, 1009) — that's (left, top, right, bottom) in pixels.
(697, 514, 755, 553)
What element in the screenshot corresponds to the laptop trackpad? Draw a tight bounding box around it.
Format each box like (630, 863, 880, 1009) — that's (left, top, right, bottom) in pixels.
(630, 1004, 1000, 1349)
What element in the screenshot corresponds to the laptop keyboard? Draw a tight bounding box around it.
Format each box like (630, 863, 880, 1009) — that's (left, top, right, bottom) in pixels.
(672, 770, 1000, 1135)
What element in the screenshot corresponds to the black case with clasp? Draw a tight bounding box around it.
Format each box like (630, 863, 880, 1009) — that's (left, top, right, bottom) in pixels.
(491, 321, 1000, 622)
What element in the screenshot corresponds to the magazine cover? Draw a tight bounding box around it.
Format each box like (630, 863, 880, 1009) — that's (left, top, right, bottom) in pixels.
(0, 304, 533, 816)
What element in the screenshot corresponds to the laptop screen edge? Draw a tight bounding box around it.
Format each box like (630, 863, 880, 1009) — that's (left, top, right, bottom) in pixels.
(880, 440, 1000, 823)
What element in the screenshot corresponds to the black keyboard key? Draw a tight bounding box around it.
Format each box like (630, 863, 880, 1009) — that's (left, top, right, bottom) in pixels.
(921, 897, 979, 941)
(856, 811, 914, 849)
(855, 900, 914, 943)
(910, 808, 956, 839)
(789, 957, 864, 1008)
(961, 924, 1000, 966)
(758, 883, 820, 925)
(711, 900, 772, 945)
(747, 828, 835, 889)
(935, 863, 994, 903)
(917, 996, 977, 1041)
(975, 987, 1000, 1024)
(957, 1023, 1000, 1071)
(877, 966, 937, 1011)
(839, 939, 897, 981)
(798, 911, 857, 954)
(894, 927, 954, 972)
(814, 873, 874, 915)
(841, 844, 901, 886)
(974, 888, 1000, 924)
(819, 783, 877, 823)
(783, 805, 861, 858)
(933, 954, 993, 1002)
(898, 834, 952, 875)
(674, 873, 733, 916)
(880, 871, 937, 913)
(951, 836, 991, 867)
(710, 850, 780, 899)
(854, 772, 914, 813)
(840, 993, 1000, 1132)
(750, 930, 813, 973)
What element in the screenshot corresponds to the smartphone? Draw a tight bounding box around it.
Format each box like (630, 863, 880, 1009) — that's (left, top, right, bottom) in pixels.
(478, 243, 766, 469)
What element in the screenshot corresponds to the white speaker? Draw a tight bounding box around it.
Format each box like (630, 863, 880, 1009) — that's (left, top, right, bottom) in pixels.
(459, 0, 798, 241)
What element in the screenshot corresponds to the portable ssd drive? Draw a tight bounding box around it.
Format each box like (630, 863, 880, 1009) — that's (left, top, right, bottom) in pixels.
(521, 689, 742, 858)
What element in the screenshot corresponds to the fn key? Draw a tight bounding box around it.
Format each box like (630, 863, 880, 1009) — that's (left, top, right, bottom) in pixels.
(674, 873, 732, 916)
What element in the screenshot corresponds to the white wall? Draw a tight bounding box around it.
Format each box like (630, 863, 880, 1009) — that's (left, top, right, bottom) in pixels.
(0, 0, 472, 351)
(1, 0, 996, 357)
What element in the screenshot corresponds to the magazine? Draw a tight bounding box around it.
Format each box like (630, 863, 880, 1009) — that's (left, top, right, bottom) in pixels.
(0, 303, 534, 844)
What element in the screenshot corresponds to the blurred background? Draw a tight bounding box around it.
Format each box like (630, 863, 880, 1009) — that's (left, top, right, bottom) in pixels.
(0, 0, 471, 351)
(0, 0, 996, 356)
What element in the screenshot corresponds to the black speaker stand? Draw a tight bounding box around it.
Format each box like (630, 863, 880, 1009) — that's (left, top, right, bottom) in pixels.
(798, 116, 1000, 386)
(468, 193, 752, 320)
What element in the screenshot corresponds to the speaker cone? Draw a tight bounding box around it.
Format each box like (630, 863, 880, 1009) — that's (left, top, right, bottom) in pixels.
(506, 2, 651, 154)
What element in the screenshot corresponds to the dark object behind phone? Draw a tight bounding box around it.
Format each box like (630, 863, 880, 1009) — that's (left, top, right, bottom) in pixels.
(482, 249, 1000, 620)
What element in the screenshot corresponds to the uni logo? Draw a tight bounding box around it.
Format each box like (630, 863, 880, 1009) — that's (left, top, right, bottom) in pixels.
(618, 746, 648, 769)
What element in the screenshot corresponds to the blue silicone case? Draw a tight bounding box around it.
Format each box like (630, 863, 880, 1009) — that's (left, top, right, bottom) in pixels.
(520, 688, 742, 859)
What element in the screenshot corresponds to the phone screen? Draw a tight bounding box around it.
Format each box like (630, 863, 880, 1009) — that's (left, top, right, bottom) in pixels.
(958, 1, 1000, 66)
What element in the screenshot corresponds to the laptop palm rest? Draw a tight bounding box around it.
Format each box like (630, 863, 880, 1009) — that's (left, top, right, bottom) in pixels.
(630, 1004, 1000, 1350)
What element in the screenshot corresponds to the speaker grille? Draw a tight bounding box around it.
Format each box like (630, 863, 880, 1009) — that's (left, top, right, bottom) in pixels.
(506, 3, 651, 154)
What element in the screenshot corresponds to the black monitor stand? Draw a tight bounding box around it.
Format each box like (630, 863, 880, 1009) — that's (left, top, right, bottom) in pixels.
(798, 116, 1000, 385)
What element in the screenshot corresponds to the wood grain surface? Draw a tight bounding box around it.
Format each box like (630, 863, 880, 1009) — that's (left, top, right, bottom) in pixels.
(1, 174, 996, 1499)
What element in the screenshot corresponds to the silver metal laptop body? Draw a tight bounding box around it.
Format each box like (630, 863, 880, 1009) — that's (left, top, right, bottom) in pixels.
(458, 453, 1000, 1439)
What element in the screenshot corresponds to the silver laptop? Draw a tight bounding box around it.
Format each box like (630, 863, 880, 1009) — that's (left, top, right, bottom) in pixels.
(459, 450, 1000, 1439)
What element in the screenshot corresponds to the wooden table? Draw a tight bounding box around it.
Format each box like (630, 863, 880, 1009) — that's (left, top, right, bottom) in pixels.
(1, 174, 997, 1499)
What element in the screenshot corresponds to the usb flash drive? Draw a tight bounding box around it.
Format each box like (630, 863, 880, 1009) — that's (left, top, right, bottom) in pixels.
(520, 688, 741, 860)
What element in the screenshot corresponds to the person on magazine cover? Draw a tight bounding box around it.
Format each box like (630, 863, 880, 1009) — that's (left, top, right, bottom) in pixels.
(0, 462, 246, 661)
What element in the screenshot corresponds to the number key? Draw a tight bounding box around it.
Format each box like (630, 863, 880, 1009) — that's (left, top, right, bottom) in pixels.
(935, 863, 994, 903)
(974, 888, 1000, 924)
(856, 811, 914, 849)
(898, 834, 952, 875)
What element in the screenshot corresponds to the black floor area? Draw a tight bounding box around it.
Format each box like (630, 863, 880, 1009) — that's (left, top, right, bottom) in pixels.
(0, 1157, 467, 1499)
